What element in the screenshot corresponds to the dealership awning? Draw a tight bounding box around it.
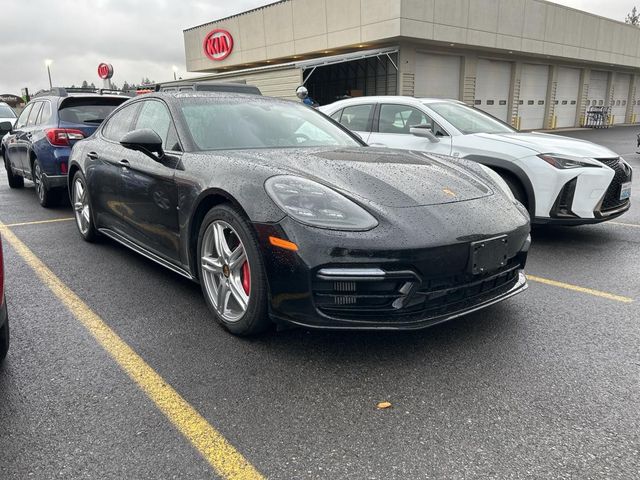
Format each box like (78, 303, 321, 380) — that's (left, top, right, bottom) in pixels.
(294, 46, 399, 70)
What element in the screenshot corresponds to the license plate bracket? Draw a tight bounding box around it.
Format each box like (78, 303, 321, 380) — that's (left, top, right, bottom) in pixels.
(469, 235, 509, 275)
(620, 182, 632, 201)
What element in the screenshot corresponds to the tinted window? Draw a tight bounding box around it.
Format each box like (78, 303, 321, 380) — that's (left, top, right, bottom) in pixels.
(426, 102, 515, 134)
(15, 104, 33, 129)
(0, 105, 16, 118)
(36, 102, 52, 125)
(102, 103, 141, 142)
(180, 98, 360, 151)
(338, 104, 372, 131)
(378, 104, 430, 134)
(135, 100, 176, 149)
(59, 97, 126, 125)
(27, 102, 43, 127)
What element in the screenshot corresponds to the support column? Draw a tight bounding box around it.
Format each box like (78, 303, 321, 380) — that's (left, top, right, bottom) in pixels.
(544, 66, 559, 129)
(576, 67, 590, 127)
(461, 55, 478, 106)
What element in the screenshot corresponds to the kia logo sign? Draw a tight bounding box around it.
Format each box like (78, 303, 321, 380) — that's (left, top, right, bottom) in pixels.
(97, 63, 114, 80)
(203, 29, 233, 61)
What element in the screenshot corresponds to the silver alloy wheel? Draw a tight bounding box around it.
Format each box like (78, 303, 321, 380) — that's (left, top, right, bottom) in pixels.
(201, 220, 250, 323)
(73, 178, 91, 235)
(34, 163, 44, 202)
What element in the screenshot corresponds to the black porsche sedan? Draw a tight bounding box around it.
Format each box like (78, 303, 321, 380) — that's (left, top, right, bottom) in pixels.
(68, 92, 530, 335)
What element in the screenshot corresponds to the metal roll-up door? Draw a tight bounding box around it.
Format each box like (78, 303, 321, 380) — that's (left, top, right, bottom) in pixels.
(555, 67, 580, 128)
(414, 53, 461, 99)
(519, 64, 549, 130)
(474, 59, 512, 122)
(587, 70, 608, 108)
(611, 73, 630, 124)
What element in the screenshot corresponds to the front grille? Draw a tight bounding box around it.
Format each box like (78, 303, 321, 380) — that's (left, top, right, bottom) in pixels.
(598, 158, 632, 212)
(313, 261, 522, 322)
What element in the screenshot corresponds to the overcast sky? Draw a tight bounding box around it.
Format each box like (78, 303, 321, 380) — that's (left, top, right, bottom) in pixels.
(0, 0, 637, 95)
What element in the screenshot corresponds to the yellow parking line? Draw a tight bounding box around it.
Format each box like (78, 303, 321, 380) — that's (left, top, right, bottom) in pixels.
(4, 217, 75, 228)
(0, 222, 264, 480)
(608, 221, 640, 229)
(526, 275, 633, 303)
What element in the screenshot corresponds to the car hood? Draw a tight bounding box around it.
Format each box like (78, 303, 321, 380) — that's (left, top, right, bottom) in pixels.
(471, 132, 620, 158)
(216, 147, 494, 208)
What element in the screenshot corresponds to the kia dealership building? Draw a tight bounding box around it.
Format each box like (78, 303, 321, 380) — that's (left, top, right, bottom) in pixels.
(181, 0, 640, 130)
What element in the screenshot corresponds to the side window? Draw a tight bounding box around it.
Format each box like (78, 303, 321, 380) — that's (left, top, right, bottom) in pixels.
(378, 104, 430, 134)
(27, 103, 43, 127)
(339, 104, 373, 132)
(102, 103, 141, 142)
(135, 100, 179, 150)
(330, 109, 343, 122)
(36, 102, 52, 125)
(15, 104, 34, 129)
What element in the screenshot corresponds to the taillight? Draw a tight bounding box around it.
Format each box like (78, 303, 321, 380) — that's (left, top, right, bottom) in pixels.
(45, 128, 85, 146)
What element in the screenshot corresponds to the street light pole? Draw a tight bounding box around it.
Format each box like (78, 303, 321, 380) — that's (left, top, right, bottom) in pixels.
(45, 59, 53, 89)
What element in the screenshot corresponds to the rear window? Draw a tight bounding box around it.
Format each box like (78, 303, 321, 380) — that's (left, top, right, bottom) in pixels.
(59, 97, 128, 125)
(0, 105, 16, 118)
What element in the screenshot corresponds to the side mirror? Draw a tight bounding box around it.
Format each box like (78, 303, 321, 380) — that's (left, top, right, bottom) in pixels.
(0, 121, 12, 135)
(410, 125, 439, 143)
(120, 128, 164, 160)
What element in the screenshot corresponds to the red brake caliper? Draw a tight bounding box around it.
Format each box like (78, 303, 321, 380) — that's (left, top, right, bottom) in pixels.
(241, 261, 251, 295)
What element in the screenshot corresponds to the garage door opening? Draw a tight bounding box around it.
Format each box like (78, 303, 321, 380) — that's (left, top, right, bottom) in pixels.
(302, 49, 398, 106)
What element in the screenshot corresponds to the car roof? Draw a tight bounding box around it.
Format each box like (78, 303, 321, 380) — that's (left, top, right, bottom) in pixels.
(320, 96, 464, 110)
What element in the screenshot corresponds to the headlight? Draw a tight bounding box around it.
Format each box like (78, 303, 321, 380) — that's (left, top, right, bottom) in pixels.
(479, 166, 516, 203)
(537, 153, 601, 169)
(265, 175, 378, 231)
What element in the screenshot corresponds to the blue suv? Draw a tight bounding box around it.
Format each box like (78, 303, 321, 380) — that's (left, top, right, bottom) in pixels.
(1, 88, 130, 207)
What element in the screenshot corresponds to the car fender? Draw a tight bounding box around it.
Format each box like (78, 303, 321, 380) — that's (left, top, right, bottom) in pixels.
(461, 154, 536, 217)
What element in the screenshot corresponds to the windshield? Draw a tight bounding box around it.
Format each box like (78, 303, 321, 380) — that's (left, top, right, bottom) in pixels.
(180, 98, 361, 151)
(427, 102, 515, 135)
(0, 105, 16, 118)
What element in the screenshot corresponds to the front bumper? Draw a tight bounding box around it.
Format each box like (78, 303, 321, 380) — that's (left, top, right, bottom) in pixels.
(528, 156, 632, 224)
(254, 217, 530, 330)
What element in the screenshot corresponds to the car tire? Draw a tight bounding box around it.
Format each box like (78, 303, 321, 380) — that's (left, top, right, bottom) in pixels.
(0, 316, 9, 362)
(32, 159, 58, 207)
(72, 171, 98, 242)
(4, 152, 24, 189)
(197, 205, 270, 336)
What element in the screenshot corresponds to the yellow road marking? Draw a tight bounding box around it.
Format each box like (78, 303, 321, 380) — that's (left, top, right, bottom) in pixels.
(0, 222, 264, 480)
(608, 221, 640, 229)
(526, 275, 633, 304)
(3, 217, 74, 228)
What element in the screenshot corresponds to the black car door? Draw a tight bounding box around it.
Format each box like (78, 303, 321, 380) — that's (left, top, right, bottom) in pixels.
(118, 99, 181, 263)
(7, 103, 34, 173)
(90, 102, 141, 231)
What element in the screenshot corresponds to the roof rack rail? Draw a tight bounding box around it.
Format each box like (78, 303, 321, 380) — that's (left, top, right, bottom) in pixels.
(32, 87, 134, 98)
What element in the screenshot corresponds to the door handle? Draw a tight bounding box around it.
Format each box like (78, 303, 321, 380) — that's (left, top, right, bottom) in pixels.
(87, 152, 98, 160)
(118, 159, 130, 167)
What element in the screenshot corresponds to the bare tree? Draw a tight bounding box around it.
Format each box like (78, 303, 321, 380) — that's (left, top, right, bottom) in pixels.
(625, 6, 640, 25)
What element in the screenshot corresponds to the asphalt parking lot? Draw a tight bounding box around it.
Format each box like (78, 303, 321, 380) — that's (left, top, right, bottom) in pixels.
(0, 126, 638, 479)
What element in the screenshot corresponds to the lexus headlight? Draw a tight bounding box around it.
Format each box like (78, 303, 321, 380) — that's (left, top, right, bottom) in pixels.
(265, 175, 378, 231)
(538, 153, 601, 169)
(480, 166, 516, 203)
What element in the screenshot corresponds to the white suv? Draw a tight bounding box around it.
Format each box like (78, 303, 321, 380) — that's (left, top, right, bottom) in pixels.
(320, 96, 632, 225)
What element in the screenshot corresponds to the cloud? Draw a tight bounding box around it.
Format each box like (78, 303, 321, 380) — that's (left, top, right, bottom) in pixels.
(0, 0, 269, 94)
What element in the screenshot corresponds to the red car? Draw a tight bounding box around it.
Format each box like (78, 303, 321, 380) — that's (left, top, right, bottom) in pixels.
(0, 234, 8, 361)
